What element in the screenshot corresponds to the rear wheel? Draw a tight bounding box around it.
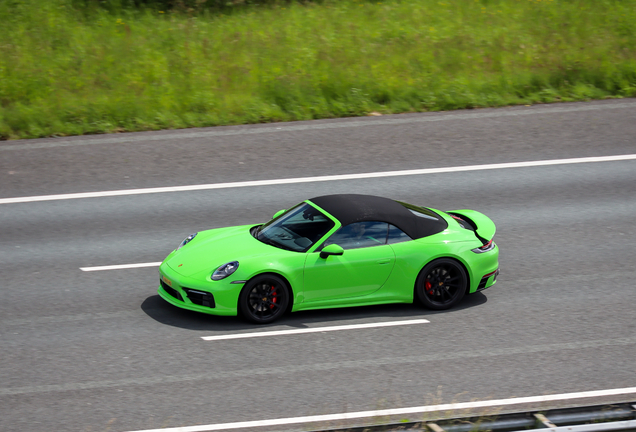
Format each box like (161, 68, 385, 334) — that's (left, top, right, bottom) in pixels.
(239, 274, 289, 324)
(416, 259, 468, 310)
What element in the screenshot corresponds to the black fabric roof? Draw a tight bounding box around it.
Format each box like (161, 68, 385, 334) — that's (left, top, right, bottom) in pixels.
(309, 194, 447, 239)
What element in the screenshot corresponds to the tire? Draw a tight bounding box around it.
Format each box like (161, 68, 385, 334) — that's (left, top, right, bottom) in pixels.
(415, 258, 468, 310)
(239, 274, 290, 324)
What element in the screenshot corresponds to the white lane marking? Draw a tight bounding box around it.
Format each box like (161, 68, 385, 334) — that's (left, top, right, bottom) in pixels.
(79, 262, 161, 272)
(3, 101, 636, 152)
(201, 319, 430, 341)
(125, 386, 636, 432)
(2, 154, 636, 205)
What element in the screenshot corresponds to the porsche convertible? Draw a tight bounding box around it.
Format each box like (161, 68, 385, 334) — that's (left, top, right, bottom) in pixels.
(158, 194, 499, 323)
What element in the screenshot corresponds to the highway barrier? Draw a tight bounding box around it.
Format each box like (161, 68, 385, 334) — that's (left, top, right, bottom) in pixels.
(317, 402, 636, 432)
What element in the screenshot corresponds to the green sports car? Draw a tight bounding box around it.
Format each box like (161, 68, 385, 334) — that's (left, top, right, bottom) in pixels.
(158, 194, 499, 324)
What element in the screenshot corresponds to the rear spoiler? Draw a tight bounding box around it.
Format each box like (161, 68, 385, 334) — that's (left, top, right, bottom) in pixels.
(446, 209, 496, 243)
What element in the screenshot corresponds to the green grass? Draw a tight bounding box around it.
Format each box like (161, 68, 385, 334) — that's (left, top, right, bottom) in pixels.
(1, 0, 635, 139)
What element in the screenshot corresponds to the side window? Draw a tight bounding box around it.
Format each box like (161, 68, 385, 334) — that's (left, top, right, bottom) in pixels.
(387, 224, 412, 244)
(322, 221, 389, 250)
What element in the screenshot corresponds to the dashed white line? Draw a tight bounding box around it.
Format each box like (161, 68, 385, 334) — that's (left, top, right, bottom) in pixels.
(3, 154, 636, 205)
(125, 386, 636, 432)
(79, 262, 161, 272)
(200, 319, 430, 341)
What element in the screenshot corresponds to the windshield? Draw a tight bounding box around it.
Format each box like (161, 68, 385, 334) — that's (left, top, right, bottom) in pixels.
(255, 203, 335, 252)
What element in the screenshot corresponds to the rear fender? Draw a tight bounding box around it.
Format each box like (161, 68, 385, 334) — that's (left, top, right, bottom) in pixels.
(447, 209, 496, 243)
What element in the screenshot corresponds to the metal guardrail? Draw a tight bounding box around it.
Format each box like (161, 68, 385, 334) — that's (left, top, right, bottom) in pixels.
(522, 420, 636, 432)
(317, 402, 636, 432)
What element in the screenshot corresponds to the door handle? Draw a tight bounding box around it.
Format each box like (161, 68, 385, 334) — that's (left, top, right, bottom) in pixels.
(376, 259, 391, 265)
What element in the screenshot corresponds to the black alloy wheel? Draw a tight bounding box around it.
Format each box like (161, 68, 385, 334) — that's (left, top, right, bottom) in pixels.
(416, 258, 468, 310)
(239, 274, 290, 324)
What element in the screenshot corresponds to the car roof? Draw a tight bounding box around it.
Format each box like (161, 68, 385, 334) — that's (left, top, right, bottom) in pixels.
(308, 194, 447, 239)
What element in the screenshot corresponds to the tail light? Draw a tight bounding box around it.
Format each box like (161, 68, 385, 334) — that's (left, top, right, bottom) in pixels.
(472, 239, 495, 253)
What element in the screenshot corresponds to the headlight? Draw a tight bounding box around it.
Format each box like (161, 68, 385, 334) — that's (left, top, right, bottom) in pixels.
(177, 233, 197, 250)
(211, 261, 239, 281)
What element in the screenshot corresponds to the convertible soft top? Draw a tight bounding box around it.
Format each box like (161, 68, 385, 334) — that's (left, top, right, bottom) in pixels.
(308, 194, 447, 239)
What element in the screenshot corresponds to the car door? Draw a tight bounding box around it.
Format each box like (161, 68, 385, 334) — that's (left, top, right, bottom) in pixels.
(303, 221, 396, 303)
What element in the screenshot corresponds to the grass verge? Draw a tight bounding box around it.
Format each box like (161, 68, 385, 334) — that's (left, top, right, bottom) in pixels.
(1, 0, 635, 139)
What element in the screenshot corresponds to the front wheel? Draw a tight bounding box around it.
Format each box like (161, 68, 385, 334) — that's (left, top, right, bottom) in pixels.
(416, 259, 468, 310)
(239, 274, 290, 324)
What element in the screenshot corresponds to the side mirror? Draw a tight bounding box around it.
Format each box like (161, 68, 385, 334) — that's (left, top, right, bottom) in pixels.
(272, 209, 286, 220)
(320, 244, 344, 259)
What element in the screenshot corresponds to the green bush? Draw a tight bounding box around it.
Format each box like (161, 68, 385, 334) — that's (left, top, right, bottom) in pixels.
(1, 0, 635, 139)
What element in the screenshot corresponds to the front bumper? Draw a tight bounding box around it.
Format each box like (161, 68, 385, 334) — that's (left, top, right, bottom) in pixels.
(157, 262, 243, 316)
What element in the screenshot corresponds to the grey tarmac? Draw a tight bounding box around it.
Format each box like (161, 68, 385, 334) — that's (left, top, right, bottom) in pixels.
(0, 99, 635, 432)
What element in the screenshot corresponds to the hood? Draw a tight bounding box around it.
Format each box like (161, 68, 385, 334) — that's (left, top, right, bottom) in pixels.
(165, 225, 279, 277)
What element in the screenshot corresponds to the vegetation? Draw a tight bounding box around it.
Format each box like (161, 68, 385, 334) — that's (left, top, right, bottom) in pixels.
(1, 0, 635, 139)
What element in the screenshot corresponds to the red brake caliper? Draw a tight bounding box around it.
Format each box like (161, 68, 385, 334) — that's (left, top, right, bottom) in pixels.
(270, 285, 277, 309)
(425, 280, 433, 295)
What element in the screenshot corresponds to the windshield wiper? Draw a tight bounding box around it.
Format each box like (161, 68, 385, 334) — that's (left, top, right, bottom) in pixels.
(251, 225, 264, 238)
(257, 234, 297, 252)
(257, 233, 278, 247)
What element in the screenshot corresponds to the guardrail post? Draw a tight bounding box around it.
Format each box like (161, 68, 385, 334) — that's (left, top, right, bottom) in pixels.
(427, 422, 447, 432)
(535, 413, 558, 428)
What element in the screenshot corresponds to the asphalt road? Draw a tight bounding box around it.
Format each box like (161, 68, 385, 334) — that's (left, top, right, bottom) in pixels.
(1, 99, 635, 432)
